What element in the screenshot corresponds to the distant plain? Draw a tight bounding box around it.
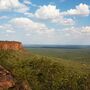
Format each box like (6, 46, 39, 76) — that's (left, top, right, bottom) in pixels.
(26, 45, 90, 63)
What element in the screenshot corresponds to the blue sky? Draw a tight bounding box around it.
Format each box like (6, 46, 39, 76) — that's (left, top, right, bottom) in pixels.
(0, 0, 90, 45)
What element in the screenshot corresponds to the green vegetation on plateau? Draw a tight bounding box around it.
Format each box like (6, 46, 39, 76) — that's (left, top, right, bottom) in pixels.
(0, 49, 90, 90)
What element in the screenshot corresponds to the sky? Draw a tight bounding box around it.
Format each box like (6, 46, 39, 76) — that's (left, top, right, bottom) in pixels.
(0, 0, 90, 45)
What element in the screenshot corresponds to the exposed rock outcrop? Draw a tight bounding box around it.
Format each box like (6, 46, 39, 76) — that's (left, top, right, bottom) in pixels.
(0, 65, 32, 90)
(0, 41, 23, 50)
(0, 65, 15, 90)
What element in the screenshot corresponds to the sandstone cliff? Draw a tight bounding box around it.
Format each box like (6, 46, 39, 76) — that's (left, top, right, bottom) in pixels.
(0, 41, 23, 50)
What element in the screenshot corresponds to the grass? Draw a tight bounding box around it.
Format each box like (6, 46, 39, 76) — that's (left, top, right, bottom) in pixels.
(0, 49, 90, 90)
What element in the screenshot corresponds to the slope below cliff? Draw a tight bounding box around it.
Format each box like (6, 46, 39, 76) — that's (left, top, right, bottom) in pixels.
(0, 50, 89, 90)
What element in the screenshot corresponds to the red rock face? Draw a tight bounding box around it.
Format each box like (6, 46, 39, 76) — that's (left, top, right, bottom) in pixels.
(0, 41, 23, 50)
(0, 65, 15, 89)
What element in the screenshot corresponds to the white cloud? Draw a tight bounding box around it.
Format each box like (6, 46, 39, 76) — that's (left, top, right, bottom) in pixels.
(8, 17, 58, 44)
(9, 17, 90, 44)
(63, 3, 90, 16)
(10, 17, 49, 31)
(24, 0, 31, 5)
(6, 30, 15, 33)
(24, 12, 34, 17)
(35, 5, 60, 19)
(0, 16, 8, 19)
(35, 5, 75, 25)
(0, 24, 13, 31)
(0, 0, 29, 13)
(81, 26, 90, 33)
(0, 17, 90, 44)
(0, 24, 16, 35)
(52, 17, 75, 25)
(25, 33, 31, 36)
